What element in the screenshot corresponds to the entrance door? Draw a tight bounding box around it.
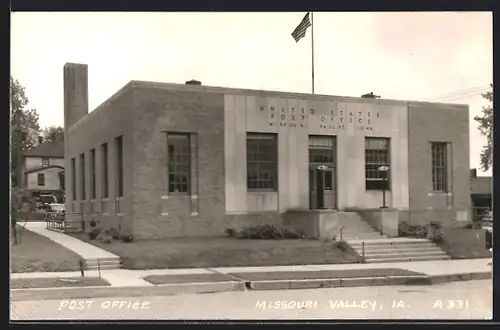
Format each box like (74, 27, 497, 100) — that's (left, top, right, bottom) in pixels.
(309, 166, 336, 210)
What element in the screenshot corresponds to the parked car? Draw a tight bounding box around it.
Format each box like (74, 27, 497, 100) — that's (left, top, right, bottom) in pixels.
(44, 203, 66, 222)
(39, 194, 57, 205)
(483, 211, 493, 223)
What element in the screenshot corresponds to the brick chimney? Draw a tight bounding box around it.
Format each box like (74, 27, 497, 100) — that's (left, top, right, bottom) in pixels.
(470, 168, 477, 178)
(185, 79, 201, 86)
(64, 63, 89, 129)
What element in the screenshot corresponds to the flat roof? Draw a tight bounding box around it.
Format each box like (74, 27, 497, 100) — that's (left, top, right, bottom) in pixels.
(69, 80, 469, 131)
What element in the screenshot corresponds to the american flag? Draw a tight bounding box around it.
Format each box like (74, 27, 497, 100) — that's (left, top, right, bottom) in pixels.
(291, 13, 312, 42)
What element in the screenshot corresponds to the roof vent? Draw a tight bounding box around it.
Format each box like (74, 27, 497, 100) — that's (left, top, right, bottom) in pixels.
(361, 92, 381, 99)
(185, 79, 201, 86)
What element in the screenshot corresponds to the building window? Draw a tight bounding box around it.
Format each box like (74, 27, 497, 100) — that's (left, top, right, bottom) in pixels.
(431, 142, 448, 192)
(80, 153, 86, 200)
(167, 133, 190, 193)
(90, 148, 96, 200)
(101, 143, 109, 198)
(37, 173, 45, 186)
(115, 136, 124, 197)
(309, 136, 336, 163)
(41, 157, 50, 167)
(365, 137, 390, 190)
(71, 158, 76, 201)
(247, 133, 278, 190)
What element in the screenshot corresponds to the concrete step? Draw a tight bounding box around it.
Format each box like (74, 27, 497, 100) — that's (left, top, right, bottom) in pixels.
(341, 228, 379, 235)
(343, 234, 385, 240)
(86, 257, 120, 263)
(362, 250, 448, 259)
(86, 264, 121, 270)
(348, 238, 431, 246)
(351, 243, 438, 251)
(355, 246, 443, 254)
(366, 255, 451, 263)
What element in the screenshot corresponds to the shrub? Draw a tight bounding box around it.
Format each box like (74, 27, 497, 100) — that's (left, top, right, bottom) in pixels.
(334, 240, 350, 251)
(227, 224, 305, 240)
(429, 230, 444, 243)
(109, 228, 120, 240)
(429, 221, 442, 229)
(225, 228, 238, 238)
(97, 229, 113, 244)
(463, 222, 474, 229)
(399, 221, 427, 238)
(88, 228, 101, 240)
(485, 230, 493, 250)
(120, 230, 134, 243)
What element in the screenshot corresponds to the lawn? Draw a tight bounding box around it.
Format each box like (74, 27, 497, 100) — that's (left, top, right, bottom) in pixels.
(11, 226, 82, 273)
(11, 277, 110, 289)
(143, 268, 426, 285)
(436, 227, 493, 259)
(68, 232, 363, 269)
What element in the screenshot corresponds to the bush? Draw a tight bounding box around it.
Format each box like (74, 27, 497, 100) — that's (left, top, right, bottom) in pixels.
(429, 221, 442, 229)
(109, 228, 120, 240)
(97, 229, 113, 244)
(226, 224, 305, 240)
(334, 240, 350, 251)
(120, 230, 134, 243)
(462, 222, 483, 229)
(429, 230, 444, 243)
(485, 230, 493, 250)
(88, 228, 101, 240)
(399, 221, 428, 238)
(225, 228, 238, 238)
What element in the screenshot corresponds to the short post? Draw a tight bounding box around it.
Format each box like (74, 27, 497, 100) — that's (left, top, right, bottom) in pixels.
(362, 241, 365, 262)
(79, 259, 85, 277)
(340, 226, 343, 241)
(378, 165, 390, 209)
(97, 258, 101, 278)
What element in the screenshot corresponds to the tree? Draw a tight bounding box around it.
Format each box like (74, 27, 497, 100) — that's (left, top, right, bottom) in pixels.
(474, 83, 493, 171)
(42, 126, 64, 144)
(11, 77, 41, 181)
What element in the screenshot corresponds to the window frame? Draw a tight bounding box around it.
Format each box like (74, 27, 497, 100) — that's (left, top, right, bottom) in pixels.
(431, 142, 448, 192)
(90, 148, 96, 200)
(101, 143, 109, 199)
(115, 136, 124, 197)
(71, 157, 76, 201)
(41, 157, 50, 167)
(167, 133, 191, 194)
(79, 153, 86, 200)
(37, 173, 45, 186)
(365, 137, 391, 191)
(246, 133, 278, 191)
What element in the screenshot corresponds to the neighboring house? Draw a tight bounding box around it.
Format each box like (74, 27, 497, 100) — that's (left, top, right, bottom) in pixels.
(470, 168, 492, 219)
(22, 140, 65, 199)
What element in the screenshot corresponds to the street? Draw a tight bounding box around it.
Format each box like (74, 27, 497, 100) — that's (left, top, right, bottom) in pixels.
(11, 280, 492, 320)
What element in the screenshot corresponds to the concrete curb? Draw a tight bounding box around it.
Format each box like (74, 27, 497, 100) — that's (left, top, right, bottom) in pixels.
(248, 272, 492, 291)
(11, 272, 491, 301)
(11, 281, 246, 301)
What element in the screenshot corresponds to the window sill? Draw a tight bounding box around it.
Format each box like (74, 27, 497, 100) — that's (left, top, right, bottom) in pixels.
(116, 196, 125, 200)
(428, 192, 452, 196)
(101, 198, 110, 202)
(247, 190, 277, 193)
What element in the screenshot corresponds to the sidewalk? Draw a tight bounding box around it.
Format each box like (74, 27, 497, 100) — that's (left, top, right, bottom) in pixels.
(12, 258, 492, 287)
(21, 222, 119, 261)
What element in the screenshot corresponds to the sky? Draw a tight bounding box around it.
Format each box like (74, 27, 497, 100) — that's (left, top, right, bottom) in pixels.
(11, 12, 492, 175)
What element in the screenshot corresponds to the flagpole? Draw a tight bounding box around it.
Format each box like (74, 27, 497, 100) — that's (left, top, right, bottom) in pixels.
(311, 12, 315, 94)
